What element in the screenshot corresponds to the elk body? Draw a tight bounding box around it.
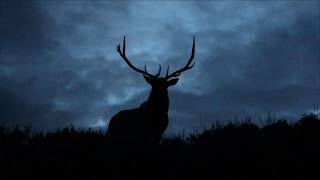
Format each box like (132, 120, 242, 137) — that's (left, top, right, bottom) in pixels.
(107, 36, 196, 144)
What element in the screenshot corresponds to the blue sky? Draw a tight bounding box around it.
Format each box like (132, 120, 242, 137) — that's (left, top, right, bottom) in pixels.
(0, 1, 319, 134)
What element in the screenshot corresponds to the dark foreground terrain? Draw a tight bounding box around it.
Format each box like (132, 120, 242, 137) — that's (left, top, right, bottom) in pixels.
(1, 114, 319, 180)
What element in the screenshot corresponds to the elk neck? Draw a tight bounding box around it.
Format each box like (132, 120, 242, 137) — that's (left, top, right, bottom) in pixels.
(143, 87, 169, 113)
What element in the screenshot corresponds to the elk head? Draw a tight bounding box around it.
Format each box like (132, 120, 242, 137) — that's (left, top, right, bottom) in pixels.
(117, 36, 195, 93)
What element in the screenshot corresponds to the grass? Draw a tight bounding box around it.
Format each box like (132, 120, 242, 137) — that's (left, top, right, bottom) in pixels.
(0, 114, 319, 179)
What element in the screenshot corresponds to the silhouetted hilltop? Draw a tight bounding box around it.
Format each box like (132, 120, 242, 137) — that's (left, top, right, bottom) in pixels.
(0, 114, 319, 180)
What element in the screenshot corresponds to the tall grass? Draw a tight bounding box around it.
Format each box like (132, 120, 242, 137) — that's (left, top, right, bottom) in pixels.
(0, 114, 319, 179)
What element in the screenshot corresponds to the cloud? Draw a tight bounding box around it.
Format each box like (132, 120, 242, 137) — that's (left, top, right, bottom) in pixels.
(0, 1, 319, 134)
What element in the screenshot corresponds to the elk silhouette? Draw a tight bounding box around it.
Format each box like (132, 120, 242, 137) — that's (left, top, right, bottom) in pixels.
(107, 36, 195, 144)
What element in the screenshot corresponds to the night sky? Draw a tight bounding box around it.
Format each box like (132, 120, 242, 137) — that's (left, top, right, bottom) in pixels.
(0, 1, 319, 134)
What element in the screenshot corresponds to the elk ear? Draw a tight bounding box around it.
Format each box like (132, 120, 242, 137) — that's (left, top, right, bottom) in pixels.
(167, 78, 179, 87)
(143, 75, 153, 85)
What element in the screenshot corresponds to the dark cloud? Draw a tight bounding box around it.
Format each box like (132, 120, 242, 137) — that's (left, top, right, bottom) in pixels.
(0, 1, 319, 134)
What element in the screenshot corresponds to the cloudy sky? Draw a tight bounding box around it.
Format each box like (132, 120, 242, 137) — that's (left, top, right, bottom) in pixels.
(0, 1, 319, 134)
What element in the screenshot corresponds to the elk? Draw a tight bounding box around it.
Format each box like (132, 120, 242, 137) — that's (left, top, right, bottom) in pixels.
(107, 36, 195, 144)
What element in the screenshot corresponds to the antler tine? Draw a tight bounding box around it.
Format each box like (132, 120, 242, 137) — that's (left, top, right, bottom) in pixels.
(166, 36, 196, 79)
(144, 64, 162, 77)
(155, 64, 161, 77)
(117, 36, 157, 78)
(166, 65, 170, 78)
(122, 36, 126, 55)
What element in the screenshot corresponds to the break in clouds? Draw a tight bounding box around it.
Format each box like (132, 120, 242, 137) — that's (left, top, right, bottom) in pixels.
(0, 1, 319, 134)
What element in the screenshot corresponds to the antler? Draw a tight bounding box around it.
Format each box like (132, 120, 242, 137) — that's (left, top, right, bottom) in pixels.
(117, 36, 161, 78)
(166, 36, 195, 79)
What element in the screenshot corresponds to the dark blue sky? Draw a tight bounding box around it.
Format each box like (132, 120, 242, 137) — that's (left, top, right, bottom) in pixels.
(0, 1, 319, 134)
